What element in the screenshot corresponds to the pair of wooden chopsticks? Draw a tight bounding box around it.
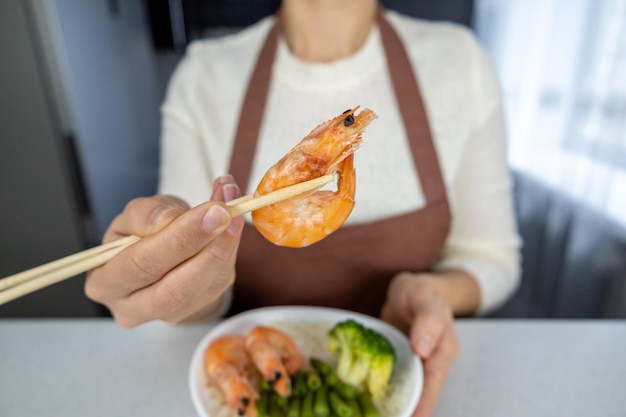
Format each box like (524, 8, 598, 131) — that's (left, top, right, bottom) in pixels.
(0, 175, 334, 306)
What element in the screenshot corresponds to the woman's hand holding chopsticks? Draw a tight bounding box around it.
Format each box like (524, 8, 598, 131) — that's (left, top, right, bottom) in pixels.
(0, 174, 333, 314)
(85, 175, 244, 326)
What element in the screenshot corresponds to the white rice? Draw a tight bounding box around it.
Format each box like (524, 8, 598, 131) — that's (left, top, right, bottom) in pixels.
(201, 320, 406, 417)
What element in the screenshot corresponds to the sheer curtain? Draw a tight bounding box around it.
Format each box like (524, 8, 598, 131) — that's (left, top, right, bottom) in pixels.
(474, 0, 626, 226)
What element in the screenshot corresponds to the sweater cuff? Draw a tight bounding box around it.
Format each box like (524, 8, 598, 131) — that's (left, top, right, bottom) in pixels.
(434, 257, 520, 315)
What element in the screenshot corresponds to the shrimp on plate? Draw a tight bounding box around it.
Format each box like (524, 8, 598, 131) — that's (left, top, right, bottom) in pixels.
(204, 335, 260, 417)
(252, 106, 378, 247)
(245, 326, 304, 397)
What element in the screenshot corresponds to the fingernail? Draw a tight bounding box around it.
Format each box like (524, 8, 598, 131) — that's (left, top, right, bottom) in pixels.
(202, 205, 230, 231)
(223, 183, 240, 202)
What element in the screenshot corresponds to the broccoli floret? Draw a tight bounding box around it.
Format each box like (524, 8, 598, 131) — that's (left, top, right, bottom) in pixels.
(366, 329, 396, 398)
(327, 320, 371, 386)
(327, 319, 396, 398)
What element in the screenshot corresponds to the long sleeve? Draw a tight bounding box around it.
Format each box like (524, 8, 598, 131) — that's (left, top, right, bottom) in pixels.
(157, 54, 214, 207)
(433, 33, 522, 314)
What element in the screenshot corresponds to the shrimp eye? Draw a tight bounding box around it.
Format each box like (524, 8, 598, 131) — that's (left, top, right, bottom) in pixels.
(344, 114, 355, 127)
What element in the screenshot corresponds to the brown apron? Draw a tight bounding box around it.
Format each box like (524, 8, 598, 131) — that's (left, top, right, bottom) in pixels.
(227, 8, 451, 317)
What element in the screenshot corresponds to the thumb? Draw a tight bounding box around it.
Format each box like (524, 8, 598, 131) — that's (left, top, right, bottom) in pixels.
(408, 298, 449, 360)
(211, 175, 241, 202)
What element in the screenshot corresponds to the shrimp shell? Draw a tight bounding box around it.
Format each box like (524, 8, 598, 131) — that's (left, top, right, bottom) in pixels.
(251, 107, 378, 247)
(245, 326, 304, 397)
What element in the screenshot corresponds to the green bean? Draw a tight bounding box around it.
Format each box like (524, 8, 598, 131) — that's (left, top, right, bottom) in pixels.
(323, 372, 339, 387)
(301, 388, 315, 417)
(310, 357, 333, 375)
(310, 357, 340, 387)
(334, 381, 360, 399)
(293, 371, 308, 397)
(356, 393, 380, 417)
(276, 393, 288, 408)
(268, 394, 283, 417)
(328, 391, 353, 417)
(313, 385, 330, 417)
(307, 372, 323, 391)
(288, 396, 301, 417)
(257, 389, 270, 417)
(345, 398, 362, 417)
(260, 379, 272, 392)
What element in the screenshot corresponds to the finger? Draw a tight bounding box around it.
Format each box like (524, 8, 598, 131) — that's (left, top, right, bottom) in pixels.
(380, 299, 409, 335)
(104, 195, 189, 243)
(379, 273, 414, 334)
(381, 273, 450, 357)
(122, 210, 243, 324)
(105, 174, 239, 243)
(211, 175, 238, 201)
(380, 305, 400, 331)
(157, 176, 244, 318)
(409, 297, 451, 359)
(211, 175, 245, 234)
(412, 326, 459, 417)
(87, 201, 232, 299)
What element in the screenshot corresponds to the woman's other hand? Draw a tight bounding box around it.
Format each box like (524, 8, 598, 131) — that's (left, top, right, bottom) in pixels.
(381, 272, 469, 417)
(85, 176, 244, 327)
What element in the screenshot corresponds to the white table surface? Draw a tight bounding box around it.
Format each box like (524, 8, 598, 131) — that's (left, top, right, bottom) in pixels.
(1, 318, 625, 417)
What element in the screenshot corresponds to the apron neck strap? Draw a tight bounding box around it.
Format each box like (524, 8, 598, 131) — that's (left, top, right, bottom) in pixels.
(376, 7, 446, 202)
(228, 21, 280, 194)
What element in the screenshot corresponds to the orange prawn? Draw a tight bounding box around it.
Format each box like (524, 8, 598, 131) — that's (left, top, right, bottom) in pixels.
(251, 106, 378, 247)
(245, 326, 304, 397)
(204, 335, 260, 417)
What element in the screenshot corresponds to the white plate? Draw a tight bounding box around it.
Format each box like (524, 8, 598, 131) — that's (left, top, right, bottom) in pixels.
(189, 306, 423, 417)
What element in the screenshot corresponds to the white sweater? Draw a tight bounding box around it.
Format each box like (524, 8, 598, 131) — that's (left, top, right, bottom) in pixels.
(158, 10, 522, 314)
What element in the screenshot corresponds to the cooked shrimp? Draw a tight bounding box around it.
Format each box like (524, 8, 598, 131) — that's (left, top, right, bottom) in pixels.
(245, 326, 304, 397)
(251, 106, 378, 247)
(204, 335, 259, 417)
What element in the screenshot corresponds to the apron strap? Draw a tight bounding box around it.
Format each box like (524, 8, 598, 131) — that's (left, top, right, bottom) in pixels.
(228, 21, 280, 194)
(377, 8, 447, 203)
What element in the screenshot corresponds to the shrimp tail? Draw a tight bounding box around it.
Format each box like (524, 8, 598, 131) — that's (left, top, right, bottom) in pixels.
(204, 335, 260, 416)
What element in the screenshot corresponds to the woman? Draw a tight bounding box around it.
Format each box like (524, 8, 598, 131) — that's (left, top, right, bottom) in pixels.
(86, 1, 521, 416)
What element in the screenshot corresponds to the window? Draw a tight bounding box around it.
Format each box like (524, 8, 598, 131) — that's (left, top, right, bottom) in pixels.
(475, 0, 626, 226)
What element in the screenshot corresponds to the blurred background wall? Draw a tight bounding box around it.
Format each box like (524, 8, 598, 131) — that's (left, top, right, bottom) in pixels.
(0, 0, 176, 316)
(0, 0, 624, 318)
